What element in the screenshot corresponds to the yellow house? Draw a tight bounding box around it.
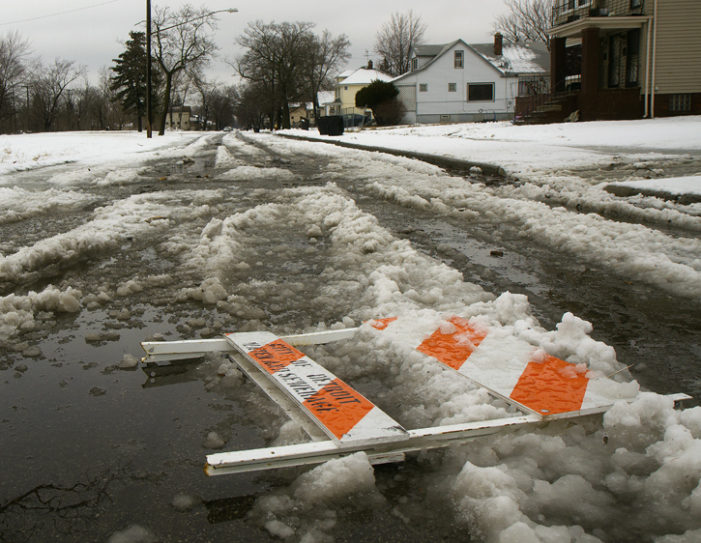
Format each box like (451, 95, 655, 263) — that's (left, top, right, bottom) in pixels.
(335, 67, 394, 117)
(288, 103, 312, 127)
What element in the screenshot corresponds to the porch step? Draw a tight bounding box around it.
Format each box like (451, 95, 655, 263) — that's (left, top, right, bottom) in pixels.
(535, 104, 562, 113)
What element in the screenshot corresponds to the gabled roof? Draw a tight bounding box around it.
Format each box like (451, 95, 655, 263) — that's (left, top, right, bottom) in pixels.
(395, 38, 548, 82)
(402, 39, 466, 78)
(339, 68, 394, 86)
(413, 44, 447, 57)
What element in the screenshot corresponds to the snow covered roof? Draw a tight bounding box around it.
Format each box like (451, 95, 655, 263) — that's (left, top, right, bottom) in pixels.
(339, 68, 394, 86)
(471, 42, 549, 75)
(317, 91, 335, 106)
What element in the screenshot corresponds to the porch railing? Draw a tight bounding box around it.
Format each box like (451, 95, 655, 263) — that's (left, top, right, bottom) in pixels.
(552, 1, 645, 25)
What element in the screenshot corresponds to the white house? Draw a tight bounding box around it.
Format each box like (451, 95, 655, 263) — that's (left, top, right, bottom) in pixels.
(393, 34, 549, 124)
(316, 90, 336, 116)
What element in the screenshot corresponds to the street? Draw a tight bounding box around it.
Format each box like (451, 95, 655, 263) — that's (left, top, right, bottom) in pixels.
(1, 131, 700, 542)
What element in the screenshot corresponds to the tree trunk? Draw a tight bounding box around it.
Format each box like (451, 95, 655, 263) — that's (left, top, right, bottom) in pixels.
(159, 72, 173, 136)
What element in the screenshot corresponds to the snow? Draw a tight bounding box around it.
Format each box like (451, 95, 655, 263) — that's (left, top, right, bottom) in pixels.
(1, 120, 700, 542)
(284, 115, 701, 184)
(338, 68, 394, 85)
(485, 44, 546, 74)
(608, 175, 701, 196)
(0, 130, 198, 176)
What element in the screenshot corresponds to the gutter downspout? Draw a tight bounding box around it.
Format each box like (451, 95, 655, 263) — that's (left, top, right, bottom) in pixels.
(651, 0, 659, 118)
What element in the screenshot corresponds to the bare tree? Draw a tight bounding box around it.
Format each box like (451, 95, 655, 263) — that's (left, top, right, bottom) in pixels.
(29, 58, 84, 131)
(0, 31, 30, 131)
(302, 30, 350, 122)
(236, 21, 315, 129)
(208, 85, 237, 130)
(234, 82, 269, 131)
(374, 10, 426, 76)
(494, 0, 553, 51)
(152, 4, 218, 135)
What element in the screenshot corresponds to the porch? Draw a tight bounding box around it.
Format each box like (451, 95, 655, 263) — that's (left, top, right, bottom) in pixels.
(547, 5, 652, 121)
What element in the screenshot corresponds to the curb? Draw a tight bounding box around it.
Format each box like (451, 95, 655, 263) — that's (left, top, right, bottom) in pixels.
(276, 133, 507, 178)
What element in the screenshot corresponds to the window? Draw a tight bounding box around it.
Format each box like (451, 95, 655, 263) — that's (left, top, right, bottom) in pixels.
(670, 94, 692, 113)
(630, 0, 642, 8)
(564, 0, 591, 10)
(448, 83, 457, 92)
(419, 83, 428, 92)
(411, 58, 418, 71)
(467, 83, 494, 101)
(626, 29, 641, 87)
(454, 50, 464, 69)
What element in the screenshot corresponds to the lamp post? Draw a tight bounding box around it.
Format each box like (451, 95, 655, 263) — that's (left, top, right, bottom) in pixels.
(144, 5, 238, 138)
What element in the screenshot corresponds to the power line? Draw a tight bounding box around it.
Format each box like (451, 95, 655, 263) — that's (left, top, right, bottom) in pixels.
(0, 0, 125, 27)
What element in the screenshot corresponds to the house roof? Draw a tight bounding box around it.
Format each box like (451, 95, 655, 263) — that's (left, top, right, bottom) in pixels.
(413, 44, 447, 57)
(339, 68, 394, 85)
(317, 90, 335, 106)
(396, 38, 548, 82)
(471, 42, 549, 75)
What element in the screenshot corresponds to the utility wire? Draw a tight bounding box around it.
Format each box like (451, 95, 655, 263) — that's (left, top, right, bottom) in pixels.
(0, 0, 125, 27)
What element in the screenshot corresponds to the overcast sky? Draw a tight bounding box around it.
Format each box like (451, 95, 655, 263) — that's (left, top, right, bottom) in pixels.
(1, 0, 511, 85)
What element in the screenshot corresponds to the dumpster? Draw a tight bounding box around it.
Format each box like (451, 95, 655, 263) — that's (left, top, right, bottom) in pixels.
(317, 116, 344, 136)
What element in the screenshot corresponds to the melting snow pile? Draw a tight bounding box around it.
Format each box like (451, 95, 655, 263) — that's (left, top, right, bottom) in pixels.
(185, 185, 700, 543)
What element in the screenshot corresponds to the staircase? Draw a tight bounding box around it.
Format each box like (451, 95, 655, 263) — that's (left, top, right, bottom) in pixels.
(514, 92, 579, 125)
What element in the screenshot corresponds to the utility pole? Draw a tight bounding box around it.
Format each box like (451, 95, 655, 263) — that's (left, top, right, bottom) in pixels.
(146, 0, 153, 138)
(22, 84, 30, 132)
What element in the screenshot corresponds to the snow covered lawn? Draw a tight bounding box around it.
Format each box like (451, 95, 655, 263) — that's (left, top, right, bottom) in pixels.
(0, 130, 199, 175)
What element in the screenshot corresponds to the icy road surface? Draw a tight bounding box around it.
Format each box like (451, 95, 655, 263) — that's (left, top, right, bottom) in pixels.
(1, 131, 700, 543)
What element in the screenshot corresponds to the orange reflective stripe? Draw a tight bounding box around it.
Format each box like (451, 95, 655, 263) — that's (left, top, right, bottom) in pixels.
(249, 340, 305, 374)
(416, 316, 486, 370)
(370, 317, 398, 330)
(302, 379, 375, 439)
(510, 355, 589, 415)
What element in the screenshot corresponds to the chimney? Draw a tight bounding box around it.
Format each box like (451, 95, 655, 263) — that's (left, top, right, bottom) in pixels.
(367, 59, 373, 70)
(494, 32, 503, 56)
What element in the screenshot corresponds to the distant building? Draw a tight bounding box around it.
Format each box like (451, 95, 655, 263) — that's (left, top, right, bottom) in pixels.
(334, 66, 394, 118)
(317, 91, 336, 117)
(164, 106, 192, 130)
(288, 102, 313, 127)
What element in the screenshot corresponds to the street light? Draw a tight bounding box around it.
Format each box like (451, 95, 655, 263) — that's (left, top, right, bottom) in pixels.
(145, 5, 238, 138)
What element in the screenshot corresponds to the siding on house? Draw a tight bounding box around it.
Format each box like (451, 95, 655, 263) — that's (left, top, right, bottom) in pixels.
(607, 0, 640, 14)
(653, 0, 701, 93)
